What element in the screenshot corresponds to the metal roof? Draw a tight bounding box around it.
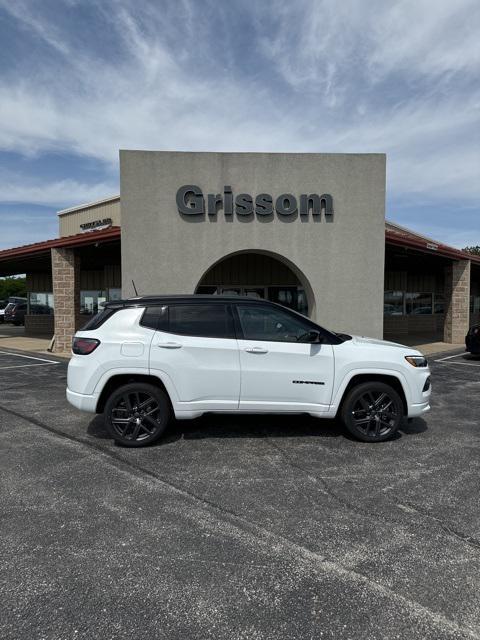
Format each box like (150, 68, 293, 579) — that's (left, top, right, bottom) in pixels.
(385, 220, 480, 264)
(0, 226, 121, 262)
(57, 195, 120, 216)
(0, 220, 477, 268)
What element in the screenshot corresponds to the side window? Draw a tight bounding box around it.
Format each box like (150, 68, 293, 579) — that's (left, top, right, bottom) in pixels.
(237, 305, 313, 342)
(169, 304, 234, 338)
(140, 305, 168, 331)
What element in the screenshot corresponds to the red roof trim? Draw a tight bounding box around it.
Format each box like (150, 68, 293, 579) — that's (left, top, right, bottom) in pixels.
(0, 226, 121, 262)
(0, 222, 478, 266)
(385, 227, 480, 263)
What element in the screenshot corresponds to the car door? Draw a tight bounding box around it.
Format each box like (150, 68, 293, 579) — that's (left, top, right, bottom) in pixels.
(235, 303, 335, 413)
(149, 302, 241, 411)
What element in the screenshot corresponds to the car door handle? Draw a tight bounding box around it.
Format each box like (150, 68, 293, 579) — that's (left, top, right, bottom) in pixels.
(245, 347, 268, 354)
(157, 342, 182, 349)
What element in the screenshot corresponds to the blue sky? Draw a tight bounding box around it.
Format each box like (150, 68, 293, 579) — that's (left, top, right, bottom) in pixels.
(0, 0, 478, 250)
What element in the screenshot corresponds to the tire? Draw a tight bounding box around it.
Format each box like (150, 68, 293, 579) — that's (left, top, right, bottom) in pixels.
(341, 381, 403, 443)
(104, 382, 171, 447)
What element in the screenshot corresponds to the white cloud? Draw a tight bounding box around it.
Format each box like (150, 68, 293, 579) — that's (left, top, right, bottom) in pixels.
(0, 0, 478, 217)
(0, 173, 118, 207)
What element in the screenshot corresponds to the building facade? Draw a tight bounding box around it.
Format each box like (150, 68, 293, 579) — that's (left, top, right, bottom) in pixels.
(0, 150, 478, 353)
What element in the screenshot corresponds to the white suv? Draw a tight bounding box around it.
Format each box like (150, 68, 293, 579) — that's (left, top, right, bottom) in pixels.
(67, 296, 431, 446)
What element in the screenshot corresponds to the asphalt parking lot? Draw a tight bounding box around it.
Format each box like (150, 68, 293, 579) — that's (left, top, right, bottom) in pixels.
(1, 348, 480, 640)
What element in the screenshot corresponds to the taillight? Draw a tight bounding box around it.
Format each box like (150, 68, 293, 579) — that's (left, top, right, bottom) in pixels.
(72, 337, 100, 355)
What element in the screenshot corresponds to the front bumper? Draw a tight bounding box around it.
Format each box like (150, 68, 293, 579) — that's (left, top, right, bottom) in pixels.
(66, 387, 99, 413)
(407, 401, 431, 418)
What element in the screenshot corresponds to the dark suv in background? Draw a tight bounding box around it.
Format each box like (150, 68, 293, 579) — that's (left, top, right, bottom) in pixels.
(466, 324, 480, 355)
(4, 301, 27, 326)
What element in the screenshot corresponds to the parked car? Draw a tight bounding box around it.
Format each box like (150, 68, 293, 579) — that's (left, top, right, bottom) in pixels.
(4, 301, 27, 325)
(0, 300, 7, 323)
(67, 295, 431, 446)
(465, 324, 480, 355)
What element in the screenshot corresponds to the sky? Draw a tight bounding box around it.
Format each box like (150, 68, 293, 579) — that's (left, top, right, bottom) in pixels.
(0, 0, 479, 250)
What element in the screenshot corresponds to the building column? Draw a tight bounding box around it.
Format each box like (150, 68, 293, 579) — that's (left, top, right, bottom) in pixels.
(444, 259, 470, 343)
(51, 247, 80, 353)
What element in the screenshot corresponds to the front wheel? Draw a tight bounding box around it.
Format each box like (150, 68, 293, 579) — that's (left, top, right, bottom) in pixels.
(341, 382, 403, 442)
(104, 382, 171, 447)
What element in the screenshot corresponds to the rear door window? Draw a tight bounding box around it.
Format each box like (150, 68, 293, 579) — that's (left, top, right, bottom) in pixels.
(140, 305, 168, 331)
(168, 304, 234, 338)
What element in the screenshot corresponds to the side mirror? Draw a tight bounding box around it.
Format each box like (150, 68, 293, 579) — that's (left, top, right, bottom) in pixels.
(299, 330, 324, 344)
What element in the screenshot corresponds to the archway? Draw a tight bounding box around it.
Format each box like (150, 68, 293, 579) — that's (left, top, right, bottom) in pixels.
(195, 250, 314, 317)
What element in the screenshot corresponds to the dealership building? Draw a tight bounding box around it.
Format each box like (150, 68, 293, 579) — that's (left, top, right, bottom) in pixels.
(0, 151, 478, 353)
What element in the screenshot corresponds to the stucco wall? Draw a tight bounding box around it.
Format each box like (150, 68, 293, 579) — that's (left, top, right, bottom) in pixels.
(58, 198, 120, 237)
(120, 151, 386, 338)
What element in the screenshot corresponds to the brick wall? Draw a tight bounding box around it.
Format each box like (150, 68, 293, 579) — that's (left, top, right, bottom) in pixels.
(444, 259, 471, 343)
(51, 247, 80, 353)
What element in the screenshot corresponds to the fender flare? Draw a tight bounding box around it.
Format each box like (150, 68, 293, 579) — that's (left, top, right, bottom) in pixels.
(93, 367, 180, 412)
(331, 368, 411, 412)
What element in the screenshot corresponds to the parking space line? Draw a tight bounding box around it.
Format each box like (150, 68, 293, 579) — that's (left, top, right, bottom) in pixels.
(0, 350, 60, 365)
(434, 353, 466, 362)
(435, 361, 480, 367)
(0, 350, 61, 370)
(0, 362, 61, 370)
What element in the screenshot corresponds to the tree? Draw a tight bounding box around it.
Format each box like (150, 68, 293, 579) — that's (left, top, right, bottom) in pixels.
(463, 246, 480, 256)
(0, 276, 27, 301)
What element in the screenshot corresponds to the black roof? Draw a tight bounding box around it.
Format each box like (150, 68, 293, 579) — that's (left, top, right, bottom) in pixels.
(105, 294, 270, 308)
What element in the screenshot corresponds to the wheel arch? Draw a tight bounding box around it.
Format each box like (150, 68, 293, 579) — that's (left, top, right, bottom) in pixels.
(96, 373, 173, 414)
(336, 373, 408, 417)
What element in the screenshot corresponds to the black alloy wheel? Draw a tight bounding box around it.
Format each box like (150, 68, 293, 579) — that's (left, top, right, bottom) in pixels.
(341, 382, 403, 442)
(104, 382, 171, 447)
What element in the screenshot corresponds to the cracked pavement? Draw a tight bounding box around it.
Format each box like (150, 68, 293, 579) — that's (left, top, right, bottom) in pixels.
(0, 348, 479, 639)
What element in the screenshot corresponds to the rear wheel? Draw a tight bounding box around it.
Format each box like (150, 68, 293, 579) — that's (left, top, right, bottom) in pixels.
(104, 382, 171, 447)
(341, 382, 403, 442)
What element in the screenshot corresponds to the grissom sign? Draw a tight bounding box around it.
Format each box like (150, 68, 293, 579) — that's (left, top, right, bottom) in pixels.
(176, 185, 333, 218)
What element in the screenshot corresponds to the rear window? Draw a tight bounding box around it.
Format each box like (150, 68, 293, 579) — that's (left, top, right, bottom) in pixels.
(81, 307, 118, 331)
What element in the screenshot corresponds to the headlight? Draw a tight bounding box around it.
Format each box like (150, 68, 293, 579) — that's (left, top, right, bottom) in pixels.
(405, 355, 428, 367)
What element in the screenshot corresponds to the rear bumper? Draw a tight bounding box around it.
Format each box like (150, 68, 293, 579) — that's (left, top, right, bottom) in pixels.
(66, 387, 99, 413)
(466, 336, 480, 354)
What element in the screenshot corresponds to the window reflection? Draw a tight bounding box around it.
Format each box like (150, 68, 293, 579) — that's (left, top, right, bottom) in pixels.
(80, 290, 106, 315)
(28, 292, 54, 315)
(406, 293, 433, 315)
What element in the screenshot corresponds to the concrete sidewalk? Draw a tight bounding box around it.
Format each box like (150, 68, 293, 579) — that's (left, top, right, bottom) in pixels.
(384, 334, 464, 356)
(0, 325, 70, 358)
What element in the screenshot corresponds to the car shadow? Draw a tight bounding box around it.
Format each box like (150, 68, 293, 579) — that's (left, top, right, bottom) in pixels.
(462, 353, 480, 361)
(87, 412, 428, 446)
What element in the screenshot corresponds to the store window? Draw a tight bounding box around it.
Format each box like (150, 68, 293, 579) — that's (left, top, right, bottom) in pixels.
(80, 290, 106, 315)
(108, 288, 122, 302)
(268, 287, 308, 315)
(406, 292, 433, 315)
(471, 296, 480, 313)
(384, 291, 404, 315)
(28, 292, 54, 315)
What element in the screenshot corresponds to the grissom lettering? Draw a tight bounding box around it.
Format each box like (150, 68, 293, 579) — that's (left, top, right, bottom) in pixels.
(176, 186, 333, 219)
